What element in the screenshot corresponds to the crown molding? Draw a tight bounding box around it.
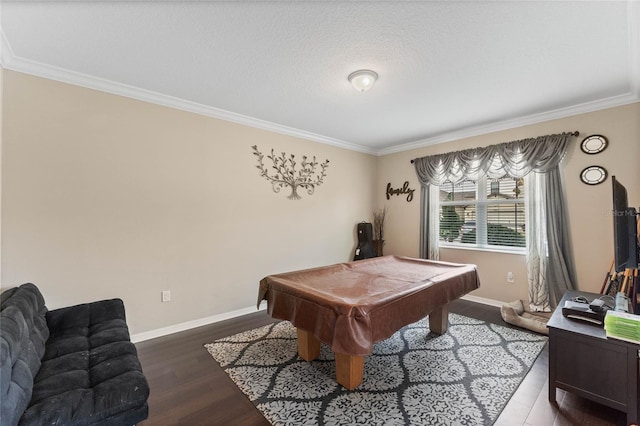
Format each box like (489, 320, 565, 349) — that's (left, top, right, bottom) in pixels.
(378, 92, 640, 156)
(0, 42, 378, 156)
(5, 43, 637, 159)
(0, 29, 14, 68)
(379, 1, 640, 156)
(1, 1, 638, 159)
(628, 0, 639, 95)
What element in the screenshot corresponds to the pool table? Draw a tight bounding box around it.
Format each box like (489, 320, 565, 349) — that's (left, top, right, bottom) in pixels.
(257, 255, 480, 389)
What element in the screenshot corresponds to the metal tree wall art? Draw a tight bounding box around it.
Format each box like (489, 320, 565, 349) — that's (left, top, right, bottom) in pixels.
(252, 145, 330, 200)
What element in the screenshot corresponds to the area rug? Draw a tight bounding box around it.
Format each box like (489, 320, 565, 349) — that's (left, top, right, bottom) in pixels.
(205, 314, 547, 425)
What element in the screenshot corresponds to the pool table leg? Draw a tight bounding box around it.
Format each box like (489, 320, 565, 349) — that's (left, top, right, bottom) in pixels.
(297, 328, 320, 361)
(335, 352, 365, 390)
(429, 303, 449, 335)
(296, 328, 365, 390)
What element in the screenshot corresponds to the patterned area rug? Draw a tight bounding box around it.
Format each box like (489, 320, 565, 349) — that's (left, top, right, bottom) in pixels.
(205, 314, 547, 425)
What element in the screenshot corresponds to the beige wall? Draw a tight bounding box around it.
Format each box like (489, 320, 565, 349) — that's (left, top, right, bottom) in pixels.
(1, 70, 377, 335)
(2, 68, 638, 336)
(377, 103, 640, 303)
(0, 66, 3, 284)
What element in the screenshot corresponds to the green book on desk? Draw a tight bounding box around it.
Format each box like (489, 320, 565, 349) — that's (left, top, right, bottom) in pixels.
(604, 310, 640, 343)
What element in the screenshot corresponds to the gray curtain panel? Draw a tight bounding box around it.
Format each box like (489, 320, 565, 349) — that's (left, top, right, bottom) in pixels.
(418, 184, 440, 260)
(527, 167, 578, 311)
(413, 132, 577, 309)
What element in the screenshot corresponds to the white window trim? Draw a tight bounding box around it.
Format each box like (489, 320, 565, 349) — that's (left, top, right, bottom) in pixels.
(439, 176, 527, 255)
(439, 242, 527, 255)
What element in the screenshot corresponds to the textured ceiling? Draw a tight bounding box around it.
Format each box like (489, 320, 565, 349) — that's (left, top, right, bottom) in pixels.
(1, 1, 638, 154)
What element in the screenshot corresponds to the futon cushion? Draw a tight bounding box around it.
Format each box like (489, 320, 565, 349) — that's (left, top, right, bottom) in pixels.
(18, 298, 149, 426)
(0, 283, 50, 426)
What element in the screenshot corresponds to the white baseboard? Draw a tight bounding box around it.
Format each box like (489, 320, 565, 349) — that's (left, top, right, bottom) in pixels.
(131, 296, 503, 343)
(461, 294, 505, 308)
(131, 302, 267, 343)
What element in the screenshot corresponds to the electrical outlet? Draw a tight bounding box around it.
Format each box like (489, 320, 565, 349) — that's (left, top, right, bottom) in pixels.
(507, 272, 515, 283)
(161, 290, 171, 302)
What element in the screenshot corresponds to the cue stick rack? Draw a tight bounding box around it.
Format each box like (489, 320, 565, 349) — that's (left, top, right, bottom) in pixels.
(601, 260, 639, 314)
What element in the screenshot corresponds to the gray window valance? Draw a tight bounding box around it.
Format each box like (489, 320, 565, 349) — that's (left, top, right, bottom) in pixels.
(412, 132, 575, 186)
(412, 130, 578, 311)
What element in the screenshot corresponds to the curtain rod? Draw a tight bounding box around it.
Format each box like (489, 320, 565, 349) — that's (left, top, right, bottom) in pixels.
(409, 131, 580, 164)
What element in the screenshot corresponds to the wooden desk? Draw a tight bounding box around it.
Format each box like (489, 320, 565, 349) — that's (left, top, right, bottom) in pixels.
(548, 290, 639, 425)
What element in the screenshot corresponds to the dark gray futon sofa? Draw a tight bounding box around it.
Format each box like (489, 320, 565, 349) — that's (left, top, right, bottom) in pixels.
(0, 283, 149, 425)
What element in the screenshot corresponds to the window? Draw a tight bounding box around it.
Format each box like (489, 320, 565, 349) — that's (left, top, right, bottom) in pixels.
(439, 176, 526, 251)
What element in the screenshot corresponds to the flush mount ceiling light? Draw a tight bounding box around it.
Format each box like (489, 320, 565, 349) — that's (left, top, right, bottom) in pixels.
(348, 69, 378, 92)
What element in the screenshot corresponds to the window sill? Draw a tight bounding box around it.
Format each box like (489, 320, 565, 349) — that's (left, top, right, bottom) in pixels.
(440, 243, 526, 256)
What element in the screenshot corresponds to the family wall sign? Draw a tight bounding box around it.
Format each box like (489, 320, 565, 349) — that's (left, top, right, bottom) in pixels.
(386, 181, 415, 202)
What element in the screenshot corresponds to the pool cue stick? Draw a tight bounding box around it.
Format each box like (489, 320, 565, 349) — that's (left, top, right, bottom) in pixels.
(608, 270, 619, 295)
(620, 269, 630, 295)
(601, 259, 615, 294)
(616, 269, 625, 294)
(625, 269, 634, 297)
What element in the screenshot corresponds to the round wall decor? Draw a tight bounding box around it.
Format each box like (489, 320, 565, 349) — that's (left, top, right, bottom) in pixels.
(580, 165, 608, 185)
(580, 134, 608, 154)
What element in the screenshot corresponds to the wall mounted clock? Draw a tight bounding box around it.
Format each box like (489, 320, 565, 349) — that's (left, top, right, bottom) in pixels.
(580, 165, 608, 185)
(580, 134, 608, 154)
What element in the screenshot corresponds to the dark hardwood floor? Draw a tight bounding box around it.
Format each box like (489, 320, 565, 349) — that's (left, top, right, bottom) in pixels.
(135, 299, 628, 425)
